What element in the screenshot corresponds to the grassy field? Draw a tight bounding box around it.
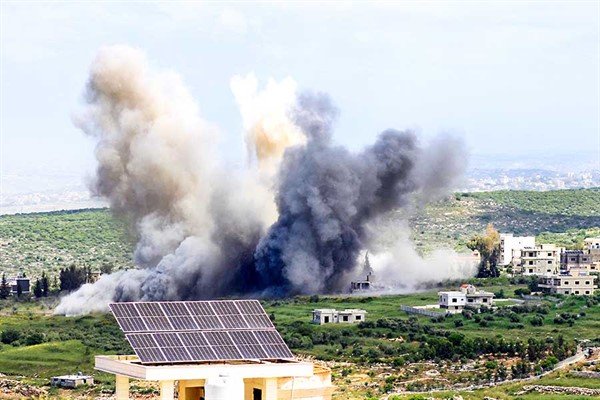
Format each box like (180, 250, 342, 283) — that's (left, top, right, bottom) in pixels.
(0, 282, 598, 399)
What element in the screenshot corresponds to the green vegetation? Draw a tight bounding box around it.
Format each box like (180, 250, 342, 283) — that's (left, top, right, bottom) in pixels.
(407, 188, 600, 253)
(465, 188, 600, 217)
(0, 208, 134, 280)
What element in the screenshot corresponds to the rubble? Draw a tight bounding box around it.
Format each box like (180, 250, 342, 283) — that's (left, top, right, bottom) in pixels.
(517, 385, 600, 396)
(0, 378, 47, 398)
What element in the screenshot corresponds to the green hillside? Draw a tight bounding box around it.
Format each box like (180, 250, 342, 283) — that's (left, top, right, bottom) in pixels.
(0, 209, 135, 279)
(0, 188, 599, 279)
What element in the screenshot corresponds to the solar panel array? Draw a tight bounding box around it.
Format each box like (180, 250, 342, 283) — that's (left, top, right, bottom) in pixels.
(109, 300, 294, 364)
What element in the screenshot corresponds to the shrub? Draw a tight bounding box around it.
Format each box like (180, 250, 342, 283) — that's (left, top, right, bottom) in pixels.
(24, 332, 45, 346)
(530, 315, 544, 326)
(514, 288, 532, 296)
(0, 329, 21, 344)
(454, 319, 464, 328)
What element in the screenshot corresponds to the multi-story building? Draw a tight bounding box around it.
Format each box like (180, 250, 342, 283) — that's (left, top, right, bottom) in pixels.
(561, 250, 592, 271)
(538, 271, 597, 296)
(438, 291, 467, 314)
(584, 236, 600, 263)
(519, 244, 562, 275)
(438, 284, 494, 314)
(499, 234, 536, 266)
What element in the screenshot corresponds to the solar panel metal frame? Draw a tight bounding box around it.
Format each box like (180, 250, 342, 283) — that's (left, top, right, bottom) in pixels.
(112, 300, 293, 365)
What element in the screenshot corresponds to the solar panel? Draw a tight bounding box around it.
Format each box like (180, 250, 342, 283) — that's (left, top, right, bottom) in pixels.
(111, 300, 294, 365)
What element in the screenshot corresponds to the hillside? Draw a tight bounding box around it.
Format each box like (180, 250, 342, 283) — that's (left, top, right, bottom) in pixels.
(0, 209, 135, 279)
(0, 188, 599, 279)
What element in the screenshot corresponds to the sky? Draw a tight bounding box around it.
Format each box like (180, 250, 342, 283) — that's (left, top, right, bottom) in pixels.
(1, 1, 599, 212)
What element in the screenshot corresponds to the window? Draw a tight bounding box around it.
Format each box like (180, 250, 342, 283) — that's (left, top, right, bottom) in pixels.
(342, 316, 349, 322)
(529, 261, 534, 265)
(575, 281, 580, 285)
(564, 291, 569, 294)
(452, 298, 457, 303)
(529, 269, 534, 273)
(253, 388, 262, 400)
(575, 291, 580, 294)
(585, 281, 590, 285)
(548, 260, 552, 264)
(548, 253, 552, 257)
(356, 315, 362, 320)
(468, 298, 474, 303)
(564, 281, 569, 285)
(324, 316, 329, 323)
(483, 298, 488, 303)
(585, 291, 590, 295)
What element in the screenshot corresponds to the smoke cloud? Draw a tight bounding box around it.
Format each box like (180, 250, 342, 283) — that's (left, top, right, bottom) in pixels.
(366, 222, 478, 292)
(56, 45, 468, 316)
(230, 73, 305, 175)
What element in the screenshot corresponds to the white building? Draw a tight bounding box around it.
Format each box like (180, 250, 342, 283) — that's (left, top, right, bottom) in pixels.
(312, 309, 367, 325)
(50, 373, 94, 388)
(438, 291, 466, 314)
(500, 234, 536, 266)
(538, 271, 597, 296)
(519, 244, 563, 275)
(438, 284, 494, 314)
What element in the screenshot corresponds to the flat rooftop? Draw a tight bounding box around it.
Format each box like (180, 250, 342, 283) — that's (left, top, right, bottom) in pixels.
(95, 355, 315, 381)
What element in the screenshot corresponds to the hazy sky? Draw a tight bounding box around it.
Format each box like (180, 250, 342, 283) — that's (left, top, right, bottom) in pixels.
(1, 1, 599, 199)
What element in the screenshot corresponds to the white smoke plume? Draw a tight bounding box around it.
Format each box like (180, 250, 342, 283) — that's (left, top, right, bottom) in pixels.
(230, 73, 305, 175)
(366, 222, 478, 291)
(56, 46, 267, 315)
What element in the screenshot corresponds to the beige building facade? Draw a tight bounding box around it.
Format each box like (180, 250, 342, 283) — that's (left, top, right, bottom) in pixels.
(520, 244, 562, 275)
(538, 271, 597, 296)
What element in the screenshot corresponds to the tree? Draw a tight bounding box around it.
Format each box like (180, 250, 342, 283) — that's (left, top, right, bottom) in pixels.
(467, 223, 501, 278)
(0, 274, 11, 299)
(100, 263, 113, 275)
(59, 265, 87, 292)
(41, 272, 49, 297)
(1, 329, 20, 344)
(33, 278, 43, 298)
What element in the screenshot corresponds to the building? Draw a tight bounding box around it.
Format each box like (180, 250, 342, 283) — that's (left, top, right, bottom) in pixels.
(438, 291, 466, 314)
(7, 275, 30, 296)
(584, 236, 600, 263)
(350, 271, 382, 292)
(100, 300, 335, 400)
(561, 250, 592, 271)
(538, 271, 597, 296)
(519, 244, 563, 275)
(438, 284, 494, 314)
(584, 237, 600, 248)
(500, 234, 536, 266)
(50, 373, 94, 388)
(312, 309, 366, 325)
(461, 284, 495, 307)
